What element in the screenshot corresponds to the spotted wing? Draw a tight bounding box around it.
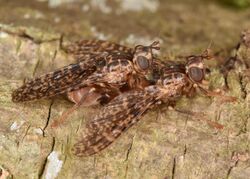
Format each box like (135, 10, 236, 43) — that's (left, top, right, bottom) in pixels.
(72, 87, 160, 156)
(12, 61, 97, 102)
(64, 39, 133, 62)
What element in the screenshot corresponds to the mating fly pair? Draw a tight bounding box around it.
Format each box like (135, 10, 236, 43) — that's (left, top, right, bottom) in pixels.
(12, 40, 234, 156)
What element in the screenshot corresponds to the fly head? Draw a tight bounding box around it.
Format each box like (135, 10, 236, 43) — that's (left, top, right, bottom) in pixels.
(133, 41, 160, 74)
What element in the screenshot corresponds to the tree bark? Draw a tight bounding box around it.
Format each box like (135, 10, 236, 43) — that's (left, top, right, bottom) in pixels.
(0, 1, 250, 178)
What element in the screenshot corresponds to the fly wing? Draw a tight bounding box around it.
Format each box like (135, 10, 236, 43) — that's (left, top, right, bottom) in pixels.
(72, 87, 160, 156)
(12, 61, 98, 102)
(12, 50, 136, 103)
(64, 39, 133, 62)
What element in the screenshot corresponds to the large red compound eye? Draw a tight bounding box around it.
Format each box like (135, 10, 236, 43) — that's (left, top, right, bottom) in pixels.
(136, 55, 150, 70)
(188, 67, 204, 82)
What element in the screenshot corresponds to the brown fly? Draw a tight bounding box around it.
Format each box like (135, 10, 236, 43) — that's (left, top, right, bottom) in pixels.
(12, 40, 163, 126)
(72, 50, 236, 156)
(12, 41, 162, 102)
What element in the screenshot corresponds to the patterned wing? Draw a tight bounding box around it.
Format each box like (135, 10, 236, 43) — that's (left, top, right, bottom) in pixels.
(72, 87, 160, 156)
(12, 61, 97, 102)
(64, 39, 133, 62)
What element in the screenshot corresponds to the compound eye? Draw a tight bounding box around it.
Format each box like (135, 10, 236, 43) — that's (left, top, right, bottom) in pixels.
(188, 67, 204, 82)
(136, 55, 150, 70)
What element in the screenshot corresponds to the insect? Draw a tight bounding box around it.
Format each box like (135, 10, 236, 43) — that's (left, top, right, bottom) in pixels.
(72, 50, 236, 156)
(12, 41, 162, 102)
(12, 40, 164, 126)
(63, 39, 170, 81)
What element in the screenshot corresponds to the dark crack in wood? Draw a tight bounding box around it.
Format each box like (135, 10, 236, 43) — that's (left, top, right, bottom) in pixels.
(19, 125, 31, 146)
(171, 157, 176, 179)
(0, 27, 61, 44)
(93, 156, 97, 170)
(183, 144, 187, 159)
(50, 49, 58, 71)
(239, 73, 247, 99)
(32, 47, 42, 77)
(226, 159, 239, 179)
(125, 136, 134, 162)
(38, 137, 55, 179)
(124, 136, 134, 179)
(59, 33, 65, 52)
(42, 101, 54, 137)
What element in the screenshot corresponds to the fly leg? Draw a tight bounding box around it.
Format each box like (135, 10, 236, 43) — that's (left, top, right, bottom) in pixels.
(199, 87, 237, 104)
(174, 108, 224, 129)
(51, 87, 103, 128)
(155, 100, 176, 121)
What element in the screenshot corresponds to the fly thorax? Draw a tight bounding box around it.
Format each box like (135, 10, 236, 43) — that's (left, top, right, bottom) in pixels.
(107, 59, 133, 73)
(162, 73, 185, 86)
(161, 72, 187, 97)
(105, 59, 133, 84)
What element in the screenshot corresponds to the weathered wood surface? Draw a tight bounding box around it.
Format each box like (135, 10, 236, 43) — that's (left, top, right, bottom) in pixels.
(0, 0, 250, 178)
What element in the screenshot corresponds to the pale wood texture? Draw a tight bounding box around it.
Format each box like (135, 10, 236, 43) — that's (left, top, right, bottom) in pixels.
(0, 0, 250, 178)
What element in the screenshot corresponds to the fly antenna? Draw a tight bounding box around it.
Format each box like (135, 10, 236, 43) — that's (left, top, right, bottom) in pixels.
(150, 40, 160, 50)
(201, 40, 214, 60)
